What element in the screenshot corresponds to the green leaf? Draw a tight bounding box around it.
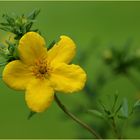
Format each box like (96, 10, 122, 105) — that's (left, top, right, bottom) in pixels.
(2, 14, 15, 25)
(0, 22, 10, 26)
(133, 99, 140, 108)
(120, 98, 128, 118)
(114, 103, 122, 115)
(0, 62, 7, 66)
(88, 109, 104, 119)
(27, 111, 36, 120)
(99, 100, 111, 115)
(27, 9, 40, 20)
(0, 26, 11, 32)
(48, 40, 56, 50)
(25, 22, 33, 32)
(0, 10, 40, 40)
(112, 93, 119, 111)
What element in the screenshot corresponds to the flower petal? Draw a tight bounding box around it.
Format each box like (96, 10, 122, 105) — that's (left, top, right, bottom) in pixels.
(25, 78, 54, 112)
(47, 36, 76, 64)
(49, 63, 86, 93)
(2, 60, 33, 90)
(18, 32, 47, 65)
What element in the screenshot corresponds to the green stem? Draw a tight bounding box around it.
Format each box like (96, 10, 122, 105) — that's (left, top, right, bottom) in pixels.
(54, 94, 102, 139)
(111, 117, 121, 139)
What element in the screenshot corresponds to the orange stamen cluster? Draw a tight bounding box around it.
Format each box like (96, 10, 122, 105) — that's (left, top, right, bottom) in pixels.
(32, 58, 51, 79)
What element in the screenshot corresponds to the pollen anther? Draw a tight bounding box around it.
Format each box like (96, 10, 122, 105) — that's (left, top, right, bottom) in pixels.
(32, 58, 50, 79)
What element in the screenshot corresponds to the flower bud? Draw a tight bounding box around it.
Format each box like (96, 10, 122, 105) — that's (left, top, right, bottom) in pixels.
(135, 49, 140, 58)
(103, 49, 113, 63)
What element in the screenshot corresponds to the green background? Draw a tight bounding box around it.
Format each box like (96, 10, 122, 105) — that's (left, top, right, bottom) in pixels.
(0, 1, 140, 138)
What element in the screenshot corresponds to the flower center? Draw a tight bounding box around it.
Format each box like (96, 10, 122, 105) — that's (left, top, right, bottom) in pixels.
(32, 59, 51, 79)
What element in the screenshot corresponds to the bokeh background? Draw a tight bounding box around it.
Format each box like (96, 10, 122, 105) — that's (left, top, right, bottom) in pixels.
(0, 1, 140, 138)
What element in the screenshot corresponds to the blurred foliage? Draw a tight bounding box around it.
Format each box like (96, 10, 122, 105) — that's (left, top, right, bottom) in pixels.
(0, 9, 40, 40)
(73, 38, 140, 138)
(102, 40, 140, 74)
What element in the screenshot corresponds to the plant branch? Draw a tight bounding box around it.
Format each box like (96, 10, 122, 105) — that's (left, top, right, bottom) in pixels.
(54, 94, 102, 139)
(110, 117, 121, 139)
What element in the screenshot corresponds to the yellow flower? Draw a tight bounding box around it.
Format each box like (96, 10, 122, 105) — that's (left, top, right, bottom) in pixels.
(2, 32, 86, 112)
